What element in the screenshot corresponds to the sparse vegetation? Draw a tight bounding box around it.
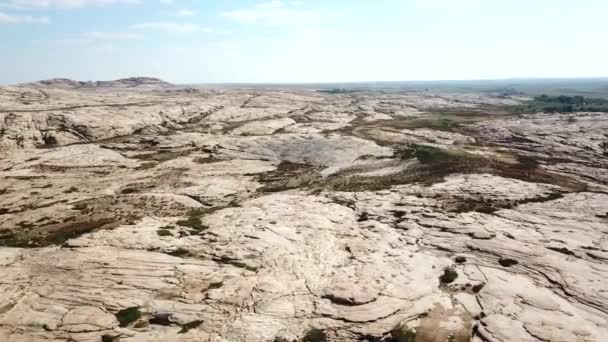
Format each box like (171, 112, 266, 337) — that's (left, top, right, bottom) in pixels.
(134, 162, 157, 170)
(472, 283, 485, 293)
(63, 186, 79, 194)
(455, 256, 467, 264)
(302, 328, 327, 342)
(178, 320, 204, 334)
(115, 307, 142, 327)
(389, 325, 417, 342)
(101, 335, 118, 342)
(176, 216, 208, 232)
(395, 144, 462, 164)
(157, 228, 173, 237)
(73, 203, 88, 211)
(511, 95, 608, 113)
(121, 187, 140, 194)
(516, 155, 539, 170)
(316, 88, 359, 94)
(601, 141, 608, 156)
(41, 132, 57, 147)
(439, 267, 459, 284)
(168, 247, 191, 257)
(498, 258, 519, 267)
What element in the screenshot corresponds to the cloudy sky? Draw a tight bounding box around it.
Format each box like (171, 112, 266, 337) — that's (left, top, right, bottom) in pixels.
(1, 0, 607, 84)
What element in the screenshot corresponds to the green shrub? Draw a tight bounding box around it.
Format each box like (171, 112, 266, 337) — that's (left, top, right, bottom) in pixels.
(302, 328, 327, 342)
(157, 229, 173, 237)
(439, 267, 458, 284)
(516, 155, 539, 170)
(176, 217, 207, 232)
(390, 326, 417, 342)
(115, 307, 141, 327)
(510, 94, 608, 113)
(395, 144, 458, 164)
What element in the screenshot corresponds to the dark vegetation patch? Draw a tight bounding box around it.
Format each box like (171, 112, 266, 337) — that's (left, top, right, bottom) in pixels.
(134, 161, 157, 170)
(445, 191, 563, 214)
(131, 149, 194, 162)
(101, 335, 119, 342)
(0, 231, 17, 245)
(547, 246, 575, 256)
(516, 155, 540, 170)
(176, 215, 207, 232)
(73, 202, 88, 211)
(6, 175, 46, 180)
(340, 113, 481, 147)
(388, 326, 417, 342)
(41, 133, 58, 147)
(448, 200, 497, 214)
(63, 186, 79, 194)
(302, 328, 327, 342)
(323, 145, 584, 192)
(357, 212, 369, 222)
(44, 218, 115, 246)
(120, 187, 140, 194)
(455, 256, 467, 264)
(394, 144, 459, 163)
(317, 88, 360, 95)
(115, 307, 142, 327)
(256, 161, 319, 193)
(439, 267, 459, 284)
(0, 218, 114, 247)
(178, 320, 204, 334)
(157, 228, 173, 237)
(498, 258, 519, 267)
(148, 313, 171, 326)
(252, 144, 585, 195)
(120, 183, 155, 195)
(510, 95, 608, 113)
(167, 247, 192, 257)
(472, 283, 485, 293)
(192, 157, 224, 164)
(399, 117, 462, 132)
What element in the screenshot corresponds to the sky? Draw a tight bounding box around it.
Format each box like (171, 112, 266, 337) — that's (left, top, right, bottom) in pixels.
(0, 0, 607, 84)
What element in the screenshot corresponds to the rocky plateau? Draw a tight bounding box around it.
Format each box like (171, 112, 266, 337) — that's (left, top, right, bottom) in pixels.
(0, 79, 607, 342)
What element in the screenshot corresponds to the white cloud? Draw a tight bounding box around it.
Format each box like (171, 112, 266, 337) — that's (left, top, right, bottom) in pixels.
(81, 31, 141, 40)
(256, 1, 284, 10)
(413, 0, 484, 10)
(222, 1, 320, 26)
(0, 11, 48, 23)
(176, 9, 194, 17)
(130, 21, 204, 33)
(4, 0, 140, 9)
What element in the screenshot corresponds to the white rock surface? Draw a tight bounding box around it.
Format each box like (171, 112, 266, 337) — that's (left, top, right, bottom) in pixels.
(1, 84, 607, 341)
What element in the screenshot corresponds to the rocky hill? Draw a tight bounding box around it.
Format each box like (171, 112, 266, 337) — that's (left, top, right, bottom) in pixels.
(22, 77, 173, 89)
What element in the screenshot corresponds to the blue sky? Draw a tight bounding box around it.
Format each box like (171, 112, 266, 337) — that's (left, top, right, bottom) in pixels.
(0, 0, 607, 84)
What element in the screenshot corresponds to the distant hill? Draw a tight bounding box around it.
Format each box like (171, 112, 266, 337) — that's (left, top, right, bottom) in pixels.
(22, 77, 173, 89)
